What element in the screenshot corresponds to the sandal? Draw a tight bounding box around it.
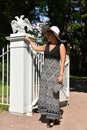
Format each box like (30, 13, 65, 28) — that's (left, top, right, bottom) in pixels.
(47, 119, 54, 128)
(53, 119, 60, 125)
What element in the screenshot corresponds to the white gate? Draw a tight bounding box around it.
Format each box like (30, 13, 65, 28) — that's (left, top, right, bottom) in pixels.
(32, 51, 44, 109)
(0, 45, 10, 105)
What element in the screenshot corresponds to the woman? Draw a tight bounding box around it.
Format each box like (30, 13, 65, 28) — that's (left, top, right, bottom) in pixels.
(25, 25, 66, 127)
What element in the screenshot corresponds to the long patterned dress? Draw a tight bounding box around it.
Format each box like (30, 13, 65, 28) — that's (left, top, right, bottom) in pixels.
(38, 43, 61, 120)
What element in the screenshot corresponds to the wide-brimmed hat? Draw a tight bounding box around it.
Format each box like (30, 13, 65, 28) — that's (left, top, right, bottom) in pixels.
(42, 25, 66, 43)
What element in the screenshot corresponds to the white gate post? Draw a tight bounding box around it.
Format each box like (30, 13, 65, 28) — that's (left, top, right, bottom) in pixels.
(6, 33, 35, 115)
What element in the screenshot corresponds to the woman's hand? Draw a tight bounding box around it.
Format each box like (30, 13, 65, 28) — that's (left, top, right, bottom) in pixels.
(24, 35, 30, 42)
(57, 75, 63, 84)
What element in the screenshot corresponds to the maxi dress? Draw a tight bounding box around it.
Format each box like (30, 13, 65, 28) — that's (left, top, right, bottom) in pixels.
(38, 43, 61, 120)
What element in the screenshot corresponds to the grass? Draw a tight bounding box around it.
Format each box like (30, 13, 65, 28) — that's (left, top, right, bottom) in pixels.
(70, 75, 87, 80)
(0, 80, 10, 112)
(0, 81, 10, 97)
(0, 104, 9, 112)
(0, 61, 10, 111)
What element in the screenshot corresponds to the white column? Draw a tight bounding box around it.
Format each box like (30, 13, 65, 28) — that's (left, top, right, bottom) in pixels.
(6, 33, 34, 115)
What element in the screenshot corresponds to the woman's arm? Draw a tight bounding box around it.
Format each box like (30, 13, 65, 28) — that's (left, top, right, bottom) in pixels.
(24, 35, 46, 52)
(58, 43, 66, 84)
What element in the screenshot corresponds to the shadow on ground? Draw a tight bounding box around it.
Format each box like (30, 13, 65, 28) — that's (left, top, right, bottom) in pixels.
(70, 78, 87, 93)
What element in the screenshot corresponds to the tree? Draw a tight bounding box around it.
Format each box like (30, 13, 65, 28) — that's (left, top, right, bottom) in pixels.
(81, 0, 87, 74)
(0, 0, 87, 75)
(0, 0, 36, 49)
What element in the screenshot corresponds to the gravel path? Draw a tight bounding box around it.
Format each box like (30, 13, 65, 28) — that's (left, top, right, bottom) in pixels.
(0, 91, 87, 130)
(0, 78, 87, 130)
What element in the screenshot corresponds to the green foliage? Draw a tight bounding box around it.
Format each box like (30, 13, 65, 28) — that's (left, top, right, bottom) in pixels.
(0, 104, 9, 112)
(0, 83, 10, 97)
(81, 13, 87, 19)
(72, 23, 82, 30)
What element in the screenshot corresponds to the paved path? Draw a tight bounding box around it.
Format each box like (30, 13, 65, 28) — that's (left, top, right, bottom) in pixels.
(0, 91, 87, 130)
